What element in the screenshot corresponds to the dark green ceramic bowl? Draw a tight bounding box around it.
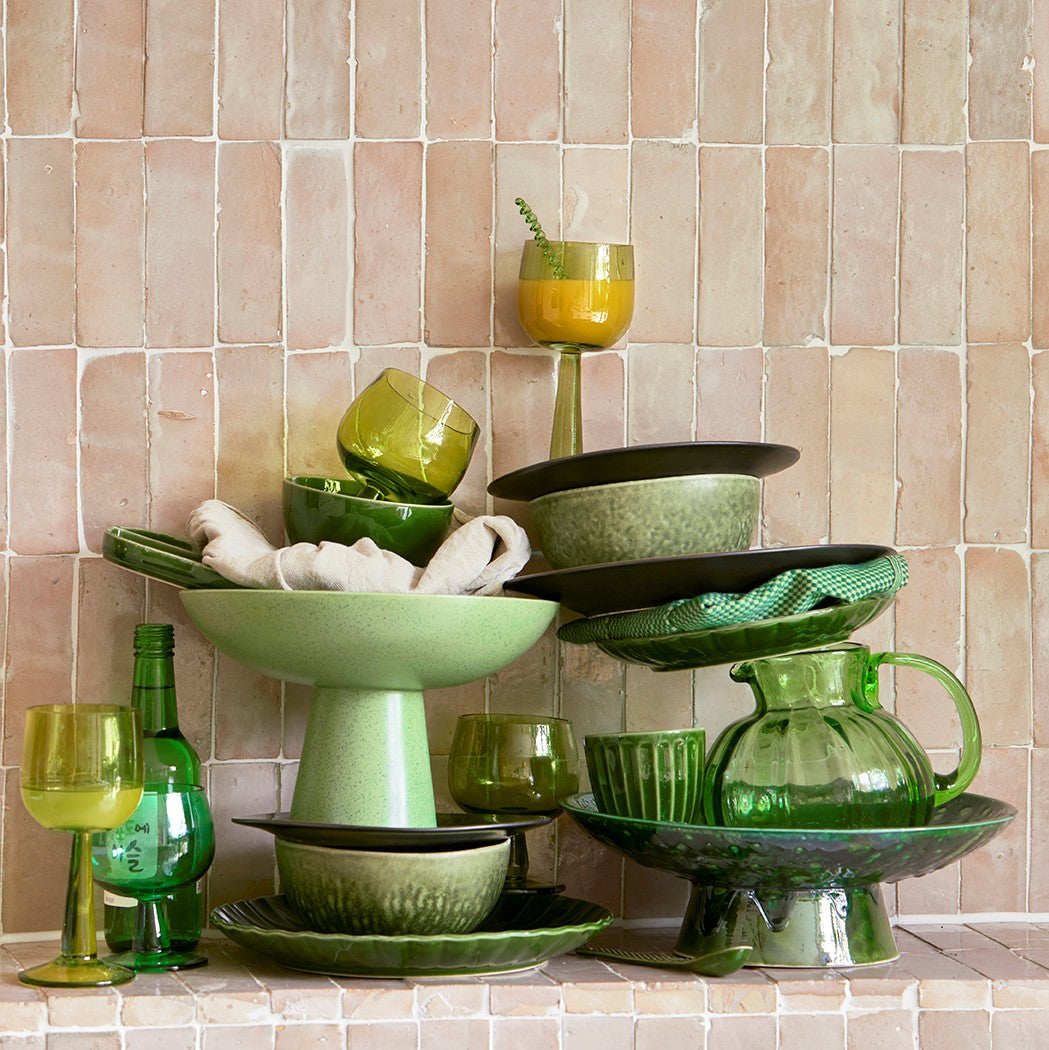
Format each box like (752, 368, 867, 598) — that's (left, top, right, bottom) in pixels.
(283, 475, 454, 567)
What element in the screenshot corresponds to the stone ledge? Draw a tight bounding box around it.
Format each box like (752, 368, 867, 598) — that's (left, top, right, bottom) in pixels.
(2, 922, 1048, 1046)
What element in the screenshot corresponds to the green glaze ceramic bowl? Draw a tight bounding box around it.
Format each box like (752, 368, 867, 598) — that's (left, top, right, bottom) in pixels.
(584, 729, 705, 823)
(531, 474, 760, 570)
(179, 590, 558, 692)
(283, 474, 454, 567)
(275, 838, 510, 936)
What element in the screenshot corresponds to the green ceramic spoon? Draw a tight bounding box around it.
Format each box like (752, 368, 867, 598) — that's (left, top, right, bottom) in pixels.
(575, 944, 752, 976)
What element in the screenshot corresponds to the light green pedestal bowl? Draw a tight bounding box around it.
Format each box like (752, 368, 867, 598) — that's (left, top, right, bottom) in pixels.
(180, 591, 557, 829)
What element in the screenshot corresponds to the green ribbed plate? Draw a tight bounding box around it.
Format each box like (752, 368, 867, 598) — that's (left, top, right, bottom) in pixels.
(211, 893, 613, 977)
(592, 593, 895, 670)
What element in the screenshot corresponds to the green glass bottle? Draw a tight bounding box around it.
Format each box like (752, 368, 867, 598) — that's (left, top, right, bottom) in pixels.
(103, 623, 205, 953)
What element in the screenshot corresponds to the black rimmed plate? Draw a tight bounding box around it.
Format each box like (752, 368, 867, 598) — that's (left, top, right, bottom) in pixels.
(211, 892, 614, 978)
(506, 544, 896, 617)
(103, 526, 244, 590)
(488, 442, 801, 502)
(233, 811, 554, 851)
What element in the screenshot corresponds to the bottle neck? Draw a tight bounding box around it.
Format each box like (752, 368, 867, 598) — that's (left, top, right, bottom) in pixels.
(131, 624, 180, 733)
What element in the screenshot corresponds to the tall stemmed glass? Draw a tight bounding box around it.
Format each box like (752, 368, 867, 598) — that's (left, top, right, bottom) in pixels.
(448, 714, 579, 894)
(18, 704, 143, 987)
(93, 783, 215, 971)
(517, 240, 635, 459)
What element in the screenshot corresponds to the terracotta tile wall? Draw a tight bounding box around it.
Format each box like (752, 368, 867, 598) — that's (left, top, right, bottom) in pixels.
(0, 0, 1044, 936)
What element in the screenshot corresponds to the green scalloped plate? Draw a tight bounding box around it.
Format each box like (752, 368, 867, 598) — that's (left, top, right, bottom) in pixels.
(211, 893, 613, 977)
(584, 593, 896, 670)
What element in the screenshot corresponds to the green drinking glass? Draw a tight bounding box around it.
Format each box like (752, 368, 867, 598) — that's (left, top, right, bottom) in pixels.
(336, 368, 479, 504)
(448, 714, 579, 893)
(92, 784, 215, 971)
(19, 704, 144, 987)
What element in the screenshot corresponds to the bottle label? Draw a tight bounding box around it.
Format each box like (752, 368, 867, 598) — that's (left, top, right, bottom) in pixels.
(106, 793, 162, 884)
(104, 891, 138, 908)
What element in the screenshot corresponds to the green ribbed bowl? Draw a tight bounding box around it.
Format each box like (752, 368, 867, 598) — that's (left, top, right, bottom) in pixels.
(275, 838, 509, 936)
(584, 729, 705, 823)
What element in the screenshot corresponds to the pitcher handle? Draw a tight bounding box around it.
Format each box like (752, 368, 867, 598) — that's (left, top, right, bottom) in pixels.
(870, 651, 982, 807)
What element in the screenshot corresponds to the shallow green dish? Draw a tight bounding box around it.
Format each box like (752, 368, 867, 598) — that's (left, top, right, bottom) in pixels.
(210, 893, 614, 977)
(560, 792, 1016, 891)
(103, 526, 244, 590)
(583, 593, 895, 670)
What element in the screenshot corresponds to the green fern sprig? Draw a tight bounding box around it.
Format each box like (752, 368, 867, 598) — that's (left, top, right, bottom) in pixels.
(514, 197, 566, 279)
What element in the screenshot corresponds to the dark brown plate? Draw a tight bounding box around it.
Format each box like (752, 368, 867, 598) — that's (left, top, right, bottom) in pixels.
(506, 544, 896, 617)
(233, 811, 554, 851)
(488, 442, 800, 502)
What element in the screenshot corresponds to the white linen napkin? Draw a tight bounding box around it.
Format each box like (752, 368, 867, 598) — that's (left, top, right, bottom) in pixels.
(186, 499, 532, 597)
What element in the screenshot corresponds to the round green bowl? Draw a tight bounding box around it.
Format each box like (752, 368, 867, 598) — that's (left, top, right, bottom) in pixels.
(275, 838, 510, 936)
(531, 473, 760, 570)
(283, 474, 454, 567)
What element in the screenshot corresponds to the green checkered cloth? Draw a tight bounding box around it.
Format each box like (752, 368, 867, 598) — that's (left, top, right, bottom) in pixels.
(557, 554, 908, 645)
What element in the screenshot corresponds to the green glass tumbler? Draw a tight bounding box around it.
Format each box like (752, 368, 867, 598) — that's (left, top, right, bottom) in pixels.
(336, 368, 479, 504)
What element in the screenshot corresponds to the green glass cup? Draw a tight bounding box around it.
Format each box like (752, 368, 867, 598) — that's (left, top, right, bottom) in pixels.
(448, 714, 579, 893)
(336, 369, 479, 504)
(584, 729, 706, 824)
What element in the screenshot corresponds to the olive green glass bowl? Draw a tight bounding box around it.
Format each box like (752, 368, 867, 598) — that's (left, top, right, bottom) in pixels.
(283, 474, 453, 567)
(531, 474, 760, 570)
(275, 838, 510, 936)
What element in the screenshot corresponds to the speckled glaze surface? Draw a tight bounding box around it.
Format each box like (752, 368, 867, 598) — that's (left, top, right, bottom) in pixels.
(583, 730, 705, 823)
(179, 591, 558, 691)
(275, 838, 510, 936)
(282, 475, 453, 567)
(531, 473, 760, 569)
(210, 893, 614, 977)
(180, 591, 558, 828)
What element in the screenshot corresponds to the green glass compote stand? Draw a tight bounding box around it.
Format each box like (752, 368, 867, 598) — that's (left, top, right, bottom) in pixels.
(180, 591, 558, 828)
(562, 792, 1015, 967)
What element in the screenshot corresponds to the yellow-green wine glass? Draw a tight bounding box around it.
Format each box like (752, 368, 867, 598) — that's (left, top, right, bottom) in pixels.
(448, 713, 579, 893)
(19, 704, 143, 987)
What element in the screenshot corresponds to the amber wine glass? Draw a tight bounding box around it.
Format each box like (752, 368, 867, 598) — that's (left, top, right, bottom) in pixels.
(19, 704, 143, 987)
(449, 714, 579, 893)
(517, 240, 635, 459)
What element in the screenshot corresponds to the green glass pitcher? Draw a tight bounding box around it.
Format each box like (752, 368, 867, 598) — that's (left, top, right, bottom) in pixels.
(702, 643, 982, 829)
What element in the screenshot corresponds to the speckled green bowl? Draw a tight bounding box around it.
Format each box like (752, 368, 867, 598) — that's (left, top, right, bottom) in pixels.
(283, 474, 453, 567)
(275, 838, 510, 936)
(531, 473, 760, 569)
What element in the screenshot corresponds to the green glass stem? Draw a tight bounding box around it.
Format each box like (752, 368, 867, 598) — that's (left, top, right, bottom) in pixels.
(135, 899, 168, 956)
(550, 349, 583, 459)
(64, 831, 98, 963)
(506, 832, 530, 884)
